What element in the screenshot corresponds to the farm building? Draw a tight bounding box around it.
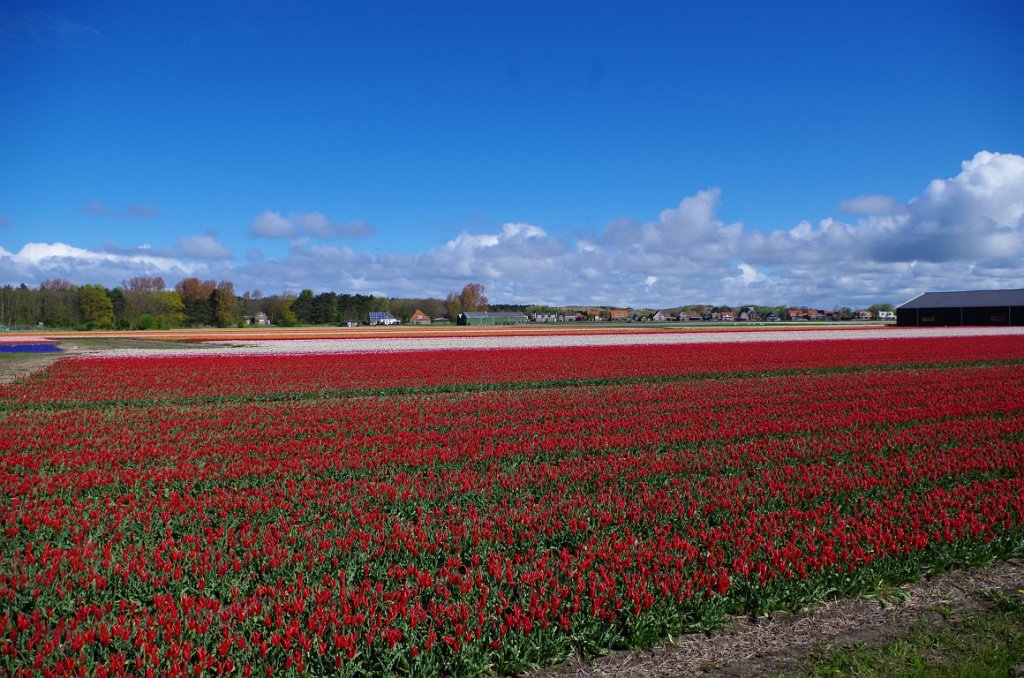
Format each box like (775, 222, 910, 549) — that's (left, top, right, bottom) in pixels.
(409, 309, 431, 325)
(368, 311, 400, 326)
(457, 311, 529, 326)
(896, 289, 1024, 326)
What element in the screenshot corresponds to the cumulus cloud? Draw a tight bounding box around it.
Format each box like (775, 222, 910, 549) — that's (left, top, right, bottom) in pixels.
(602, 189, 741, 261)
(5, 151, 1023, 307)
(0, 242, 198, 288)
(854, 151, 1024, 264)
(250, 211, 376, 239)
(250, 211, 296, 238)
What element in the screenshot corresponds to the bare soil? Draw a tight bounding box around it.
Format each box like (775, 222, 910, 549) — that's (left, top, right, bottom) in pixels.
(530, 558, 1024, 677)
(0, 353, 65, 385)
(0, 337, 213, 385)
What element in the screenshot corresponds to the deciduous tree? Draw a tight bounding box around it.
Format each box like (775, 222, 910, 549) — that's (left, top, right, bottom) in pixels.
(78, 285, 115, 329)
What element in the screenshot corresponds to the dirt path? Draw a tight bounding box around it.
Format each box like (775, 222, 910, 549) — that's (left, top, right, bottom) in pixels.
(531, 558, 1023, 677)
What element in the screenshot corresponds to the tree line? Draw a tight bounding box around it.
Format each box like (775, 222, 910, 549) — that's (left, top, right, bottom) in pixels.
(0, 278, 894, 330)
(0, 277, 441, 330)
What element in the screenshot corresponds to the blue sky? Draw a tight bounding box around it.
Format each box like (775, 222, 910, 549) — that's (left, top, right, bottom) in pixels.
(2, 0, 1022, 307)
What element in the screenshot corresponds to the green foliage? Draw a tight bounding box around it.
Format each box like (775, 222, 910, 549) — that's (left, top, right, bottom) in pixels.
(276, 303, 298, 327)
(77, 285, 115, 329)
(211, 281, 239, 328)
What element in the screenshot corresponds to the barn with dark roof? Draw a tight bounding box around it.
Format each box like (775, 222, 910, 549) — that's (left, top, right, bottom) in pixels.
(896, 289, 1024, 326)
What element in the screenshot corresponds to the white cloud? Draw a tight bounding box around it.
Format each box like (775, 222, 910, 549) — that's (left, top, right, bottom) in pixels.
(250, 210, 376, 239)
(174, 235, 232, 260)
(250, 210, 296, 238)
(858, 150, 1024, 264)
(601, 188, 741, 261)
(0, 242, 199, 288)
(736, 263, 765, 285)
(4, 151, 1023, 307)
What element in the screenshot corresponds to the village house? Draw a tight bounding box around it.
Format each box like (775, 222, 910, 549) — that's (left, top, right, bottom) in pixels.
(608, 309, 629, 321)
(409, 309, 431, 325)
(244, 312, 271, 326)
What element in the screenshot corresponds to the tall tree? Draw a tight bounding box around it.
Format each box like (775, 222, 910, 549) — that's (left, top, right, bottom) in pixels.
(78, 285, 115, 329)
(447, 282, 488, 319)
(460, 283, 488, 312)
(264, 294, 297, 326)
(291, 289, 316, 324)
(210, 281, 239, 327)
(175, 278, 216, 326)
(39, 279, 78, 327)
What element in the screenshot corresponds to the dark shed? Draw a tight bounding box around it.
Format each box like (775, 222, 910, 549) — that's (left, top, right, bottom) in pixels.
(896, 289, 1024, 327)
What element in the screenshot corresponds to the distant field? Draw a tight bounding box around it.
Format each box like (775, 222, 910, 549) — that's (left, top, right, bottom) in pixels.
(10, 321, 886, 344)
(2, 329, 1023, 675)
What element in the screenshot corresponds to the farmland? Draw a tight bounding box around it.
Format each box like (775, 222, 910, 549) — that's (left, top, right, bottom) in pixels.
(2, 331, 1024, 675)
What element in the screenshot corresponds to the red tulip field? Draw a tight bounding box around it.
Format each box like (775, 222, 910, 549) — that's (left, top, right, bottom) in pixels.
(2, 334, 1024, 675)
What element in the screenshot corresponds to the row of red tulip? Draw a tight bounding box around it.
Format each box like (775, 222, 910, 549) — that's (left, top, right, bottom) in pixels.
(4, 334, 1023, 405)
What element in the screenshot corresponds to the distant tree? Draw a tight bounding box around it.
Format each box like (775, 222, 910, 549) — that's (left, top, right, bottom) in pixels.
(239, 290, 264, 319)
(869, 303, 895, 313)
(460, 283, 488, 312)
(210, 281, 239, 328)
(153, 291, 186, 327)
(291, 289, 316, 324)
(78, 285, 115, 329)
(127, 276, 166, 292)
(445, 292, 461, 320)
(263, 294, 298, 326)
(39, 279, 78, 327)
(107, 287, 129, 327)
(0, 286, 13, 326)
(12, 284, 41, 326)
(175, 278, 216, 325)
(447, 282, 488, 319)
(277, 302, 298, 327)
(311, 292, 338, 324)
